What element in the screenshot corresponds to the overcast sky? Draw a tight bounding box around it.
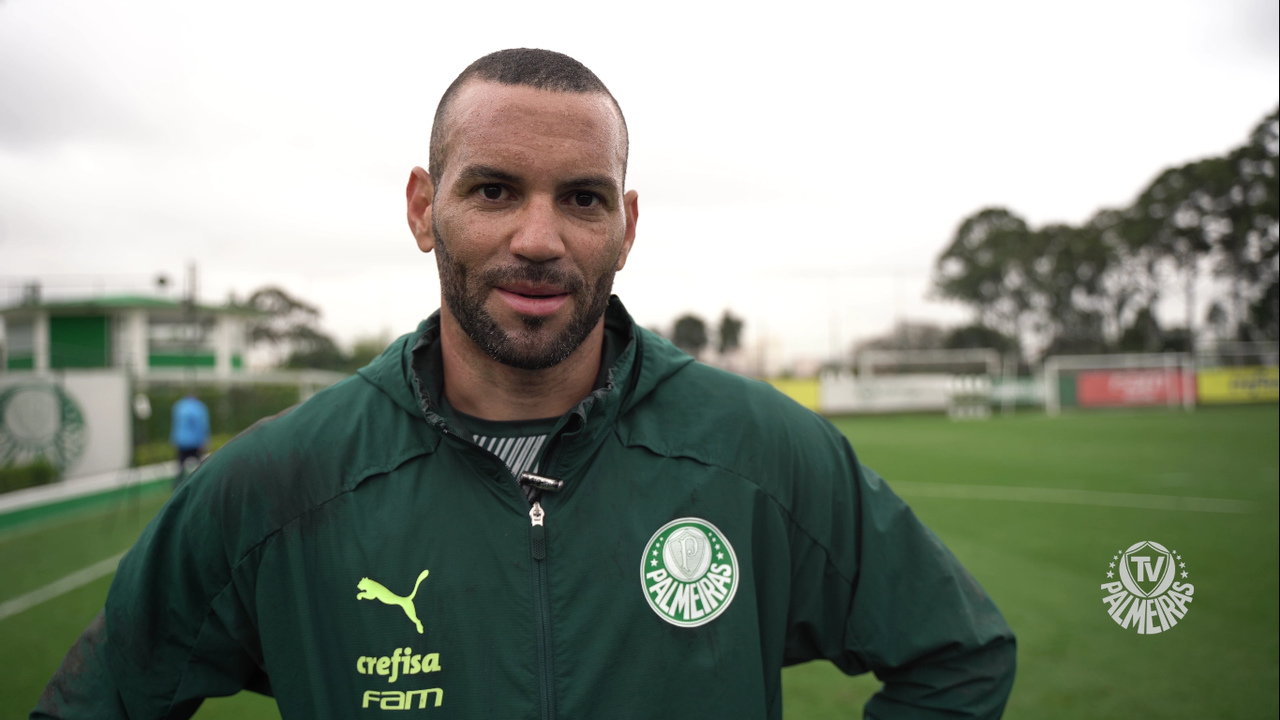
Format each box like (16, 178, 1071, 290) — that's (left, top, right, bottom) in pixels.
(1, 0, 1277, 365)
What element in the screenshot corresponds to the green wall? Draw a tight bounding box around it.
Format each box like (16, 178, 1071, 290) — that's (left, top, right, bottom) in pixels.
(49, 316, 110, 368)
(149, 353, 216, 368)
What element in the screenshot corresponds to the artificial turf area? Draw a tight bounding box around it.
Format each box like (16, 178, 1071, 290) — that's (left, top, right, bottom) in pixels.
(1, 405, 1275, 718)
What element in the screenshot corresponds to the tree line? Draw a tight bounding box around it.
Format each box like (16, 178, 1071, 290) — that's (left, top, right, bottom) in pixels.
(665, 310, 744, 359)
(933, 108, 1278, 361)
(235, 287, 386, 373)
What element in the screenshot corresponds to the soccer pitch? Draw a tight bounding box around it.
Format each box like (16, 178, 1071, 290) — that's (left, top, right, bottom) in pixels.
(1, 406, 1275, 719)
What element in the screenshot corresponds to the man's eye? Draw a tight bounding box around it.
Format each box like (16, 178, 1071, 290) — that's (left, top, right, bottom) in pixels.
(480, 185, 506, 201)
(571, 192, 598, 208)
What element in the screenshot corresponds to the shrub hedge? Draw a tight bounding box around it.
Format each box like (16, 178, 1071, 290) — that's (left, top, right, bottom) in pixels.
(0, 459, 59, 495)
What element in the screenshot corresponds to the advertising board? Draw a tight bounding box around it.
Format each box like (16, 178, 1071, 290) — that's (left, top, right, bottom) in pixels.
(1196, 366, 1279, 404)
(1076, 369, 1193, 408)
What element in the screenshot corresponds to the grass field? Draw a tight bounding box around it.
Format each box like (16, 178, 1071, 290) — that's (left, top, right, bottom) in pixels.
(1, 405, 1276, 718)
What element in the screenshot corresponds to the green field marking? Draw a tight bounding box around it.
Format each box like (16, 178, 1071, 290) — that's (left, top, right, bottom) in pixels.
(891, 480, 1256, 513)
(0, 552, 125, 623)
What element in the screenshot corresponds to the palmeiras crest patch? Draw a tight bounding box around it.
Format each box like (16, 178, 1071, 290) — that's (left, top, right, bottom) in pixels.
(641, 517, 738, 627)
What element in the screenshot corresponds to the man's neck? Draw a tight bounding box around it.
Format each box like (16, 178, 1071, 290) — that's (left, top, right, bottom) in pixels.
(439, 310, 604, 422)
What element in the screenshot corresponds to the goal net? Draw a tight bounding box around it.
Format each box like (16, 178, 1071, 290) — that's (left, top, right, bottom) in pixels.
(820, 348, 1003, 418)
(1043, 353, 1195, 416)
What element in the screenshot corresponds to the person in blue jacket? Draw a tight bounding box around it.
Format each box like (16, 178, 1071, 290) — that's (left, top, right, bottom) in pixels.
(169, 394, 210, 487)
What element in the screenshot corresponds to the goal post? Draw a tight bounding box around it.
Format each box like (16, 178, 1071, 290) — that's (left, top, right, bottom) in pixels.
(857, 348, 1001, 379)
(1043, 352, 1195, 417)
(846, 348, 1003, 419)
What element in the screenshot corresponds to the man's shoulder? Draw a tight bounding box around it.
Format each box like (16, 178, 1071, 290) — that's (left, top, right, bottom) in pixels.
(184, 371, 435, 539)
(621, 359, 851, 480)
(635, 357, 831, 426)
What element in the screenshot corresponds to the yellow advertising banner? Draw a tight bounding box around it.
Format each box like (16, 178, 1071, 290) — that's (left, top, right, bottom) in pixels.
(766, 378, 821, 411)
(1196, 366, 1279, 404)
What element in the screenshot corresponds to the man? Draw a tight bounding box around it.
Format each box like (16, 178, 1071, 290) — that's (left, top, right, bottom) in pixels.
(34, 49, 1015, 719)
(169, 393, 210, 489)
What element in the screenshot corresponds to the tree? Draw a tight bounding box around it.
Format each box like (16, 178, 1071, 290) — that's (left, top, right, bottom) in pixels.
(934, 208, 1037, 342)
(347, 336, 390, 371)
(282, 326, 345, 370)
(1209, 110, 1278, 340)
(241, 287, 322, 346)
(935, 107, 1280, 356)
(240, 286, 346, 370)
(1033, 222, 1117, 352)
(857, 321, 950, 353)
(1116, 307, 1164, 353)
(934, 210, 1116, 357)
(1248, 279, 1280, 341)
(716, 310, 744, 355)
(672, 314, 708, 358)
(943, 324, 1018, 355)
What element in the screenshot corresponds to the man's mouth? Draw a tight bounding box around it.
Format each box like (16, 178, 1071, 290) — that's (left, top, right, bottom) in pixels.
(495, 284, 570, 316)
(502, 283, 566, 298)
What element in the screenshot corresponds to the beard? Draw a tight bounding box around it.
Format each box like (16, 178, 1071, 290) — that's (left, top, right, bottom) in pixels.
(433, 218, 617, 370)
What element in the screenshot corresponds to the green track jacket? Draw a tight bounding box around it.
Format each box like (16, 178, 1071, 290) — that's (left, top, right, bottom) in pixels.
(34, 298, 1015, 719)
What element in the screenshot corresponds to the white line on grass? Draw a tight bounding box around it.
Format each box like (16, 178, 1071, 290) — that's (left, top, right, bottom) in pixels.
(0, 552, 126, 623)
(0, 501, 154, 547)
(890, 481, 1255, 514)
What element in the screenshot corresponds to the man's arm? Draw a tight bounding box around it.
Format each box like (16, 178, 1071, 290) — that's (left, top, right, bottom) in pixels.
(844, 462, 1015, 718)
(30, 466, 267, 719)
(844, 461, 1013, 712)
(31, 613, 132, 719)
(781, 431, 1015, 719)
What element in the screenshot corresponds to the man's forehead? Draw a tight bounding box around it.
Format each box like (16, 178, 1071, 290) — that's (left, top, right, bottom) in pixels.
(438, 80, 627, 179)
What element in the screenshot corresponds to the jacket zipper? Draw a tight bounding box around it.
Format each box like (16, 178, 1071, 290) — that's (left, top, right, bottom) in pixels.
(442, 409, 570, 720)
(529, 498, 554, 720)
(527, 429, 573, 720)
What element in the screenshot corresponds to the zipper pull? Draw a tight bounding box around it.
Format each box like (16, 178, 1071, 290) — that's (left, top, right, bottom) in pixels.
(529, 501, 546, 561)
(519, 472, 564, 494)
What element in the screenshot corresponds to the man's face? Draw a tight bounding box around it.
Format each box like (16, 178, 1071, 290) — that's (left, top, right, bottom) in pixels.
(410, 81, 638, 370)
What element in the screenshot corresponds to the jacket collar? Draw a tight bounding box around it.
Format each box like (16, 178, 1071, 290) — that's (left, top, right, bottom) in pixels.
(358, 297, 693, 454)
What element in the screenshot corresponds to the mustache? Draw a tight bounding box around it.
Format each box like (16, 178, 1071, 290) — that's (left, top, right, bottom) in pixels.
(477, 263, 586, 293)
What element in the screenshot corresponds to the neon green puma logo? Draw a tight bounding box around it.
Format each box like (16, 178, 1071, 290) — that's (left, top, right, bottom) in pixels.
(357, 569, 430, 634)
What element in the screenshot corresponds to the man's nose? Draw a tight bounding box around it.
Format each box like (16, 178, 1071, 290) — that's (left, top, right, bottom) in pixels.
(509, 195, 566, 263)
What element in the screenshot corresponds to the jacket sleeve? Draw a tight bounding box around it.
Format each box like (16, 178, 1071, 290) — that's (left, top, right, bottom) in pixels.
(847, 462, 1015, 718)
(782, 432, 1016, 719)
(31, 468, 269, 719)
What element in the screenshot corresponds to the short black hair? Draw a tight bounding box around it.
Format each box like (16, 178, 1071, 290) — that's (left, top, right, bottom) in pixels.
(428, 48, 629, 181)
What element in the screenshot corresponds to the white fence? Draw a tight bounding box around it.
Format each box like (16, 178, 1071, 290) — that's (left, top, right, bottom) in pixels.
(819, 372, 999, 414)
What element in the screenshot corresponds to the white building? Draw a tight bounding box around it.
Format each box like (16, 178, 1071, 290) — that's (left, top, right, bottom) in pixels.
(1, 294, 254, 378)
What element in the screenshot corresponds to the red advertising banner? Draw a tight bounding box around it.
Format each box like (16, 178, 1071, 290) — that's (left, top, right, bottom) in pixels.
(1077, 369, 1194, 407)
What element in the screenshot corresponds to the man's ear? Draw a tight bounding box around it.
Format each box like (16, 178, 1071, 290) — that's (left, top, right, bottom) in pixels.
(616, 189, 639, 271)
(406, 166, 436, 253)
